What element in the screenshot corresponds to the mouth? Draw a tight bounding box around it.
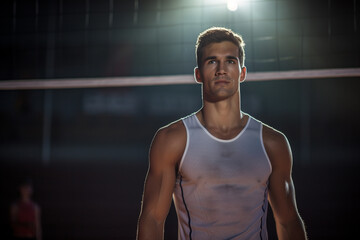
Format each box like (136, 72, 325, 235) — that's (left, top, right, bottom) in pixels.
(214, 79, 231, 85)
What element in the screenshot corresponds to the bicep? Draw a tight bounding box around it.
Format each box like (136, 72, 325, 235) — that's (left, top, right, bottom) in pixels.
(10, 204, 17, 222)
(141, 166, 176, 222)
(268, 170, 298, 224)
(35, 205, 41, 222)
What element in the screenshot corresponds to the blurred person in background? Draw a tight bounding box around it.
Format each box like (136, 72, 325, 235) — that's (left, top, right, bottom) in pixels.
(10, 178, 42, 240)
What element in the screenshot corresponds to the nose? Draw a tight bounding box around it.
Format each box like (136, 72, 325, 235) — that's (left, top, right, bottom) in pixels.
(215, 61, 226, 76)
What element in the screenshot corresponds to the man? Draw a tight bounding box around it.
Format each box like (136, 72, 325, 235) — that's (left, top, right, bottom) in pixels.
(137, 27, 307, 240)
(10, 179, 42, 240)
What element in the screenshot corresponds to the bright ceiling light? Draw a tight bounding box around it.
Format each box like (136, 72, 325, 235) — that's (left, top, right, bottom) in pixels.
(227, 0, 238, 11)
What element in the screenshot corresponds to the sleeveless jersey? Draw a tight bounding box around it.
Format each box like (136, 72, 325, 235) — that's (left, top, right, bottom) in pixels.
(173, 113, 272, 240)
(13, 201, 37, 237)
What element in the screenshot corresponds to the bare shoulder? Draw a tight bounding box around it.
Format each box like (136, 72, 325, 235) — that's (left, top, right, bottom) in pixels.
(10, 202, 18, 211)
(262, 124, 288, 146)
(150, 119, 187, 167)
(155, 119, 186, 146)
(34, 203, 41, 211)
(262, 123, 292, 167)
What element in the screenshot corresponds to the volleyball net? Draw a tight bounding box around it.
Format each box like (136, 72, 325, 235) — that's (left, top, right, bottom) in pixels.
(0, 67, 359, 90)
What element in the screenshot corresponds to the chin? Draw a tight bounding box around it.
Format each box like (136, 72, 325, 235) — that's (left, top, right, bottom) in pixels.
(204, 93, 233, 102)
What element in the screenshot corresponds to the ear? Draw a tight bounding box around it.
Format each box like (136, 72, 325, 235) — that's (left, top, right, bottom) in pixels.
(239, 66, 247, 83)
(194, 67, 203, 84)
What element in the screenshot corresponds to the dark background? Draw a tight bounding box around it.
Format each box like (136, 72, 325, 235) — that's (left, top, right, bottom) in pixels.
(1, 0, 359, 239)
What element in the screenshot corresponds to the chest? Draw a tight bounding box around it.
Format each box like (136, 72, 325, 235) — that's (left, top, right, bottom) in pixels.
(180, 131, 272, 187)
(17, 204, 36, 222)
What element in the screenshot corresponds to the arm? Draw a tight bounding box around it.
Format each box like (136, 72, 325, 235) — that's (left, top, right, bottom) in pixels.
(137, 121, 186, 240)
(35, 205, 42, 240)
(10, 203, 18, 233)
(263, 126, 307, 240)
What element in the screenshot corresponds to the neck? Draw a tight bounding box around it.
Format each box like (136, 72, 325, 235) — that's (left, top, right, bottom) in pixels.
(21, 197, 31, 203)
(200, 91, 243, 130)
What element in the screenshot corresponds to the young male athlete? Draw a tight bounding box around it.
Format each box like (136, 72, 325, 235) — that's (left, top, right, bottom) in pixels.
(137, 27, 307, 240)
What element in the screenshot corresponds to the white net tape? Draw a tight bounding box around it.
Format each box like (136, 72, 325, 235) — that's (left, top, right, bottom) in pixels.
(0, 68, 359, 90)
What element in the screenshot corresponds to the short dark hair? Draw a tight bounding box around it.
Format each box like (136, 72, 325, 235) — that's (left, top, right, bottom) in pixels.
(195, 27, 245, 68)
(19, 177, 33, 187)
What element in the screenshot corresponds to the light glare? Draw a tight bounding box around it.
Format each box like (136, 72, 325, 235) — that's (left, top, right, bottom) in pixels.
(227, 0, 238, 11)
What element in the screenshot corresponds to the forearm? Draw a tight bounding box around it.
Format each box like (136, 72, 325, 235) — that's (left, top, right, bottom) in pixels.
(276, 217, 307, 240)
(35, 208, 42, 240)
(36, 224, 42, 240)
(137, 214, 164, 240)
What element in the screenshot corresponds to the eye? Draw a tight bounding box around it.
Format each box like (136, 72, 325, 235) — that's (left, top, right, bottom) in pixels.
(208, 60, 216, 64)
(227, 60, 236, 64)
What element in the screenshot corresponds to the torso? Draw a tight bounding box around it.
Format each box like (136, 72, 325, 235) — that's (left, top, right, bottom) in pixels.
(13, 201, 37, 238)
(172, 112, 272, 240)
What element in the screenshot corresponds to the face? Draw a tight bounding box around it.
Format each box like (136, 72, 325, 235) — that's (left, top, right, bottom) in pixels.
(20, 184, 33, 199)
(195, 41, 246, 102)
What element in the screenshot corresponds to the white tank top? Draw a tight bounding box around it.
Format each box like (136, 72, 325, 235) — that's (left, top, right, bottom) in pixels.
(173, 112, 272, 240)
